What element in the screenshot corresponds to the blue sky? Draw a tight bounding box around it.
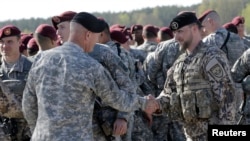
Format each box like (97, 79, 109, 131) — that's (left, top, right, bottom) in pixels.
(0, 0, 202, 21)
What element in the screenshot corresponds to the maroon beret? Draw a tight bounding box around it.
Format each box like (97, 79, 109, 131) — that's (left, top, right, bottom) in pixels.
(0, 25, 21, 39)
(159, 27, 174, 38)
(35, 24, 57, 41)
(20, 33, 33, 53)
(122, 27, 133, 40)
(198, 9, 215, 23)
(231, 16, 245, 26)
(143, 24, 158, 36)
(27, 38, 39, 54)
(131, 24, 143, 33)
(110, 29, 128, 44)
(52, 11, 77, 29)
(27, 38, 39, 50)
(110, 24, 126, 31)
(223, 22, 238, 34)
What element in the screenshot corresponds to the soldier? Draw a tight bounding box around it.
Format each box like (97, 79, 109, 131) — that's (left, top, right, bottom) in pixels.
(22, 12, 159, 141)
(19, 33, 33, 57)
(157, 26, 173, 42)
(98, 21, 154, 141)
(90, 43, 136, 141)
(136, 24, 158, 62)
(199, 10, 246, 122)
(198, 9, 246, 67)
(149, 11, 236, 141)
(0, 25, 32, 141)
(28, 24, 58, 62)
(51, 11, 77, 44)
(231, 16, 250, 49)
(130, 24, 144, 47)
(231, 49, 250, 124)
(27, 38, 39, 57)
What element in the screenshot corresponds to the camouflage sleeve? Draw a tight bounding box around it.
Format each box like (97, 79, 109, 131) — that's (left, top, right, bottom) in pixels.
(0, 81, 23, 118)
(101, 51, 136, 121)
(203, 49, 236, 124)
(22, 68, 38, 133)
(155, 66, 175, 114)
(0, 90, 8, 115)
(231, 49, 250, 82)
(135, 64, 146, 85)
(203, 32, 227, 50)
(101, 49, 136, 94)
(116, 111, 131, 121)
(147, 42, 165, 85)
(94, 65, 147, 113)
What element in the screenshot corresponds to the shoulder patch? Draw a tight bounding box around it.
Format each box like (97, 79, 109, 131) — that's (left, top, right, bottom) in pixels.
(210, 64, 223, 78)
(206, 58, 225, 79)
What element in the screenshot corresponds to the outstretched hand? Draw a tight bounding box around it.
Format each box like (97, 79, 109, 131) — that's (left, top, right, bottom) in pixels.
(144, 94, 160, 126)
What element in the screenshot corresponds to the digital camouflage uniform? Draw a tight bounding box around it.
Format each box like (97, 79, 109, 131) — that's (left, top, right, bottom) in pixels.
(157, 41, 236, 141)
(88, 43, 136, 141)
(146, 39, 186, 141)
(203, 27, 246, 122)
(106, 41, 151, 141)
(242, 36, 250, 49)
(231, 48, 250, 124)
(142, 52, 158, 96)
(136, 41, 158, 62)
(22, 42, 148, 141)
(129, 48, 147, 64)
(0, 55, 32, 141)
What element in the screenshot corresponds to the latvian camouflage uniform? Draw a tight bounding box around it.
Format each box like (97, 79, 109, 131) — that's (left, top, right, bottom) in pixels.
(89, 43, 136, 141)
(231, 48, 250, 124)
(157, 41, 236, 141)
(0, 55, 32, 141)
(203, 27, 246, 122)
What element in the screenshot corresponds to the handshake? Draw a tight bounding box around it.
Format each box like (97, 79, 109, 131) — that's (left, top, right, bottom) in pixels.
(144, 94, 160, 126)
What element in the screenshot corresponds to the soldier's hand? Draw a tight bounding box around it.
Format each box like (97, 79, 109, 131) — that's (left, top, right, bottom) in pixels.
(144, 94, 159, 115)
(112, 118, 127, 135)
(143, 94, 160, 127)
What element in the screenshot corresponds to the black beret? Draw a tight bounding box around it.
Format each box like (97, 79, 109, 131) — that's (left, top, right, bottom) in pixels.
(71, 12, 105, 33)
(0, 25, 21, 39)
(169, 12, 200, 31)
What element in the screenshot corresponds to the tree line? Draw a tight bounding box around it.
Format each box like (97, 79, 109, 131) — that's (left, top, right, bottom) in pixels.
(0, 0, 249, 34)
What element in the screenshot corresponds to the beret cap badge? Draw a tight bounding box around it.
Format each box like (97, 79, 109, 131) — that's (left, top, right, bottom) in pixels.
(53, 16, 61, 23)
(3, 28, 11, 36)
(171, 22, 178, 30)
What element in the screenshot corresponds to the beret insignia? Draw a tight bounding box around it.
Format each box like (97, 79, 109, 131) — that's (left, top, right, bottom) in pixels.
(171, 22, 179, 30)
(53, 16, 61, 23)
(3, 28, 11, 36)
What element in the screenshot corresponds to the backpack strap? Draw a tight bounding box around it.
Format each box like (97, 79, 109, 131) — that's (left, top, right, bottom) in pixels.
(220, 31, 230, 58)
